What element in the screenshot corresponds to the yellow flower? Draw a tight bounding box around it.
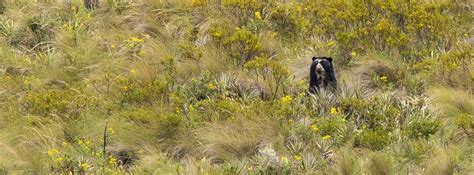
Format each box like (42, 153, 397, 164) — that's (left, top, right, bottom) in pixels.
(330, 107, 337, 114)
(213, 31, 222, 38)
(310, 124, 319, 132)
(130, 68, 137, 75)
(47, 148, 60, 157)
(281, 156, 288, 163)
(294, 155, 302, 161)
(56, 157, 63, 162)
(107, 127, 115, 134)
(322, 135, 332, 140)
(380, 76, 387, 82)
(175, 107, 181, 113)
(23, 79, 29, 86)
(61, 141, 68, 147)
(110, 44, 116, 49)
(255, 11, 262, 20)
(351, 51, 357, 57)
(463, 33, 468, 37)
(80, 163, 89, 170)
(129, 37, 144, 44)
(280, 95, 293, 104)
(207, 83, 215, 90)
(109, 156, 117, 165)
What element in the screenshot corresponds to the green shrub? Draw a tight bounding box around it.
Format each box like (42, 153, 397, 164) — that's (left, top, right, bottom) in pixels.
(268, 2, 310, 39)
(119, 107, 157, 124)
(21, 89, 91, 118)
(340, 95, 401, 131)
(454, 113, 474, 137)
(314, 115, 347, 138)
(244, 56, 289, 99)
(223, 27, 262, 66)
(355, 128, 391, 150)
(405, 120, 440, 139)
(115, 76, 167, 104)
(184, 72, 218, 102)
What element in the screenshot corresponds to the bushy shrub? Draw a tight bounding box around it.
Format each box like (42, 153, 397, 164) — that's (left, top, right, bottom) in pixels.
(412, 43, 473, 89)
(405, 120, 440, 139)
(244, 56, 289, 99)
(22, 89, 91, 118)
(184, 72, 218, 102)
(115, 76, 167, 104)
(313, 115, 347, 138)
(268, 2, 310, 39)
(223, 27, 262, 65)
(355, 129, 391, 150)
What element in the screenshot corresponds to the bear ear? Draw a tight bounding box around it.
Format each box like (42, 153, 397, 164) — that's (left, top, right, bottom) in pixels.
(325, 57, 333, 63)
(312, 57, 317, 61)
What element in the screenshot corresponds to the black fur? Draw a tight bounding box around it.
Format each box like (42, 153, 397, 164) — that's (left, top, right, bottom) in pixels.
(309, 56, 337, 94)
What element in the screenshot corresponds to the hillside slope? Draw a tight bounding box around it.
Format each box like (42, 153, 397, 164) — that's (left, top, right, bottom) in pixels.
(0, 0, 473, 174)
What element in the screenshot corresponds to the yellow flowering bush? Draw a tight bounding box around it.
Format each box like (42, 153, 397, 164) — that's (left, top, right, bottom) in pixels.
(22, 89, 91, 118)
(124, 36, 145, 57)
(224, 27, 262, 65)
(114, 76, 167, 104)
(268, 2, 310, 39)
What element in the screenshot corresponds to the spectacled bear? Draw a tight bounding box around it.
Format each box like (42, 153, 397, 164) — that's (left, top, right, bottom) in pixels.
(309, 56, 337, 94)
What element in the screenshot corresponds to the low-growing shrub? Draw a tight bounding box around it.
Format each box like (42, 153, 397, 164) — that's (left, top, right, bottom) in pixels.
(405, 120, 440, 139)
(354, 128, 391, 150)
(223, 27, 262, 66)
(21, 89, 91, 118)
(244, 56, 290, 99)
(115, 76, 167, 104)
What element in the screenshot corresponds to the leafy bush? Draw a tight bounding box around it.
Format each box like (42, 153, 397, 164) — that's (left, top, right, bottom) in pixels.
(405, 120, 440, 139)
(115, 76, 167, 104)
(244, 56, 289, 99)
(22, 89, 91, 118)
(268, 2, 310, 39)
(119, 107, 157, 124)
(355, 129, 391, 150)
(223, 27, 262, 65)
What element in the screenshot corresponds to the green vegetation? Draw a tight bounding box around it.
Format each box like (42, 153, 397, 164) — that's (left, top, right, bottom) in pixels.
(0, 0, 472, 174)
